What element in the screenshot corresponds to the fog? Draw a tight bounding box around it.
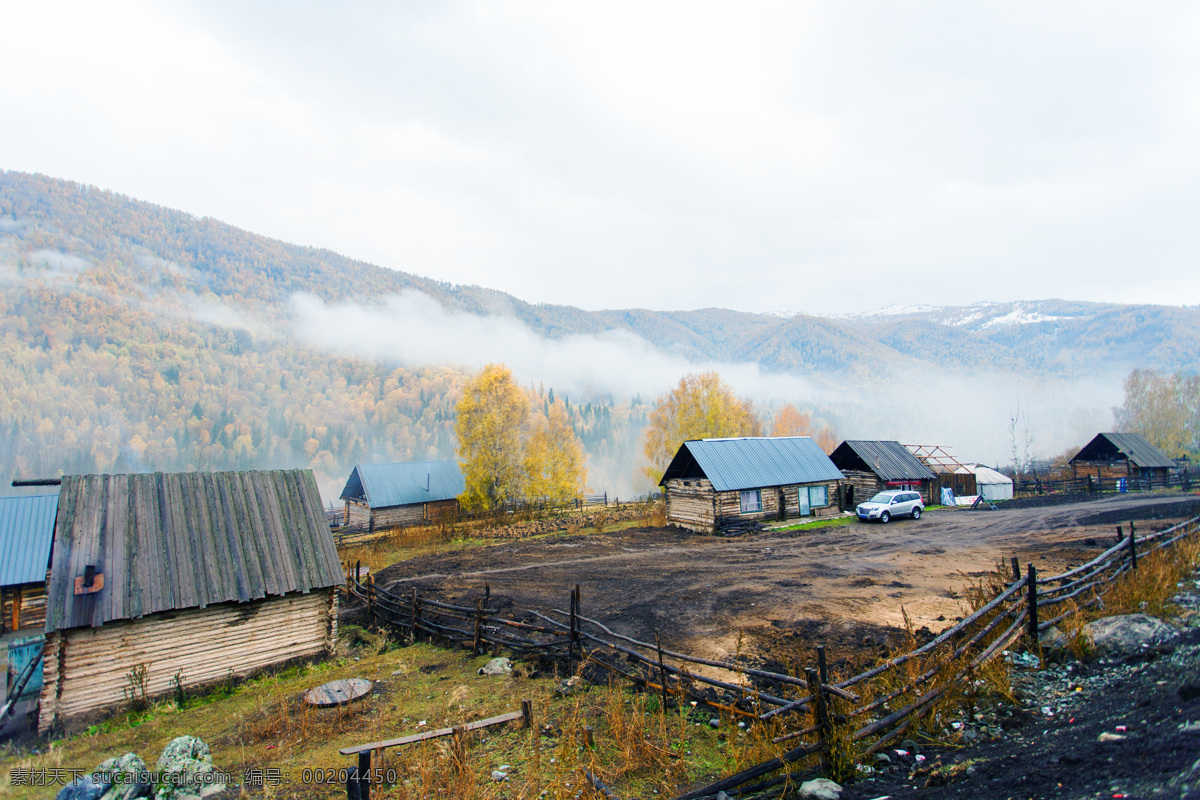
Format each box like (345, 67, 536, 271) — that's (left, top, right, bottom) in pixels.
(290, 291, 1123, 477)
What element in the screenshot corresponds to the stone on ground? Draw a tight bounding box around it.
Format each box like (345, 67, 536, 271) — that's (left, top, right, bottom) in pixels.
(478, 657, 513, 676)
(1082, 614, 1178, 656)
(797, 778, 843, 799)
(154, 736, 224, 799)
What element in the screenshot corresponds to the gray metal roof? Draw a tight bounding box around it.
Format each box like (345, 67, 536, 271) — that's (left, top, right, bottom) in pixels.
(1072, 433, 1176, 469)
(46, 470, 343, 633)
(340, 461, 465, 508)
(830, 441, 938, 482)
(0, 494, 58, 587)
(659, 437, 844, 491)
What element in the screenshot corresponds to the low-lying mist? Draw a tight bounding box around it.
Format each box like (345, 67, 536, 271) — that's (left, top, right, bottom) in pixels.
(289, 291, 1124, 478)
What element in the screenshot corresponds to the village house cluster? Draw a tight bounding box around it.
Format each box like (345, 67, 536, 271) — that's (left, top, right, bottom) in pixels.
(0, 430, 1183, 731)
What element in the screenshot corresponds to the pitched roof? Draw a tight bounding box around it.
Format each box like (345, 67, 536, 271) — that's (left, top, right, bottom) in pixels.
(340, 461, 465, 509)
(659, 437, 844, 491)
(829, 440, 938, 482)
(1071, 433, 1176, 469)
(45, 470, 342, 633)
(0, 494, 59, 587)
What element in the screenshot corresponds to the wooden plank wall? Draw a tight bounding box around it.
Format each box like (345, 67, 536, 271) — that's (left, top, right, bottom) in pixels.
(0, 582, 48, 633)
(664, 479, 717, 532)
(370, 504, 425, 530)
(39, 589, 335, 733)
(1071, 460, 1134, 480)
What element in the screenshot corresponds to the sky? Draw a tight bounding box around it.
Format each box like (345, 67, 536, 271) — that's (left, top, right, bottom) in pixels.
(3, 1, 1200, 314)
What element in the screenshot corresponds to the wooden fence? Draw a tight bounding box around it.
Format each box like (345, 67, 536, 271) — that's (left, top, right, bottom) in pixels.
(331, 492, 625, 545)
(1012, 470, 1192, 496)
(341, 512, 1200, 800)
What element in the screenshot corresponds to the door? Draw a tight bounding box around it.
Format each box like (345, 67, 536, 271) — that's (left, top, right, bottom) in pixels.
(6, 634, 44, 700)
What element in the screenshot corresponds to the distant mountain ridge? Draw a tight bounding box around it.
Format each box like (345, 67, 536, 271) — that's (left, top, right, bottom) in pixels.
(2, 169, 1198, 383)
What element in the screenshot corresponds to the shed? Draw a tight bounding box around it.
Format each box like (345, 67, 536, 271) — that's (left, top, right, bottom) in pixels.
(38, 470, 342, 733)
(659, 437, 844, 533)
(970, 465, 1014, 502)
(1, 494, 58, 716)
(829, 440, 938, 507)
(340, 460, 465, 531)
(1070, 433, 1176, 485)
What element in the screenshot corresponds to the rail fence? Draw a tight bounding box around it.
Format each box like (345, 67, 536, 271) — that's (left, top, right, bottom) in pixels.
(340, 512, 1200, 800)
(330, 493, 623, 545)
(1012, 470, 1192, 496)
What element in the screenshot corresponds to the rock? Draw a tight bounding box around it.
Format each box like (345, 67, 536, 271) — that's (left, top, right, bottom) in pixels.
(1039, 625, 1068, 651)
(478, 657, 513, 676)
(709, 718, 721, 728)
(97, 753, 152, 799)
(874, 752, 891, 764)
(490, 770, 508, 781)
(1098, 732, 1127, 742)
(797, 778, 842, 800)
(154, 736, 224, 799)
(56, 775, 108, 800)
(1082, 614, 1178, 657)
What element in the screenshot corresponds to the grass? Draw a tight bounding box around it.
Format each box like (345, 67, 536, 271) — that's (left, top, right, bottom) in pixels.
(771, 516, 856, 533)
(0, 634, 744, 800)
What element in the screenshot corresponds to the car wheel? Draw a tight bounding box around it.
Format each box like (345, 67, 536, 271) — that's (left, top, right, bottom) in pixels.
(911, 507, 922, 520)
(880, 511, 890, 524)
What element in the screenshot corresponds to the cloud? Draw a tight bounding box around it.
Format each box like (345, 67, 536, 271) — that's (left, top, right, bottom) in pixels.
(288, 290, 1121, 467)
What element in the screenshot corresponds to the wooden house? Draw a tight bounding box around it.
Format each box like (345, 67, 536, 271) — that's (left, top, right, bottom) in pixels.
(829, 441, 938, 506)
(38, 470, 343, 733)
(1, 494, 58, 716)
(1070, 433, 1176, 483)
(659, 437, 844, 533)
(340, 460, 465, 531)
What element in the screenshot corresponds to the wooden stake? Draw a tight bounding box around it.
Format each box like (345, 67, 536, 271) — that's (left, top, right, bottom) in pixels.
(656, 630, 669, 711)
(582, 725, 595, 750)
(1010, 557, 1020, 582)
(452, 725, 467, 771)
(816, 644, 827, 685)
(473, 598, 483, 655)
(1026, 564, 1039, 647)
(806, 667, 831, 774)
(521, 699, 533, 729)
(1129, 522, 1138, 570)
(1116, 525, 1124, 543)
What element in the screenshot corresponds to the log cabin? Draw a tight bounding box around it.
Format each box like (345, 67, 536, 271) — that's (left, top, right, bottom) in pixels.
(829, 440, 939, 507)
(660, 437, 845, 533)
(1, 494, 58, 714)
(1070, 432, 1176, 485)
(38, 470, 343, 733)
(340, 460, 464, 531)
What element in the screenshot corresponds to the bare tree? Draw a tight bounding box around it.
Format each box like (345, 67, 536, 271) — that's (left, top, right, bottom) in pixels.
(1008, 400, 1038, 478)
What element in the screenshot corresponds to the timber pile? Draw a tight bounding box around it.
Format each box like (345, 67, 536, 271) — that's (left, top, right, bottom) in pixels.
(343, 513, 1200, 800)
(716, 518, 765, 537)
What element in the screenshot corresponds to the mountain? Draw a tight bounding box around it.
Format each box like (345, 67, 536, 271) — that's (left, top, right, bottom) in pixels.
(1, 170, 1197, 496)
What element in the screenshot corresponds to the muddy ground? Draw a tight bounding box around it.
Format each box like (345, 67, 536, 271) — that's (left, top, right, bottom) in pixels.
(374, 493, 1200, 666)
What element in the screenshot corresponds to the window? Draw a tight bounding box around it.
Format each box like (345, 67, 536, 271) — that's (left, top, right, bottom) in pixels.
(808, 485, 828, 508)
(739, 490, 761, 514)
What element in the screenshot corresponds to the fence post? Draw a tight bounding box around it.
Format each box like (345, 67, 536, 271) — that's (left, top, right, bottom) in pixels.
(473, 598, 483, 655)
(1116, 525, 1123, 543)
(806, 667, 832, 774)
(411, 590, 421, 645)
(1010, 557, 1020, 582)
(1026, 564, 1038, 647)
(521, 698, 533, 729)
(367, 575, 375, 620)
(817, 644, 827, 684)
(452, 725, 467, 771)
(655, 630, 669, 711)
(1129, 522, 1138, 571)
(568, 587, 578, 674)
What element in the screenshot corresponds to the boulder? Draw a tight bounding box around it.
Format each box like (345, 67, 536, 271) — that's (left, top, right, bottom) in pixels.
(1083, 614, 1178, 657)
(478, 657, 513, 676)
(797, 778, 843, 800)
(154, 736, 224, 799)
(97, 753, 152, 799)
(1039, 625, 1068, 651)
(55, 775, 108, 800)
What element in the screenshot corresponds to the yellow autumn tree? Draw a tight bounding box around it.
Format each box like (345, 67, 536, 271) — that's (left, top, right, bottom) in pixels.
(455, 363, 530, 510)
(524, 402, 588, 504)
(770, 403, 813, 437)
(642, 371, 762, 486)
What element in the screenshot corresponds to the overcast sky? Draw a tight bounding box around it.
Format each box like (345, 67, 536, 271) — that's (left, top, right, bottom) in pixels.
(3, 1, 1199, 314)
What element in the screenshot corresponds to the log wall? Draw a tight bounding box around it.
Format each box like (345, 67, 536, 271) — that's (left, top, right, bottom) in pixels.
(1071, 459, 1133, 481)
(39, 589, 337, 733)
(1, 582, 48, 634)
(837, 471, 884, 509)
(664, 479, 717, 533)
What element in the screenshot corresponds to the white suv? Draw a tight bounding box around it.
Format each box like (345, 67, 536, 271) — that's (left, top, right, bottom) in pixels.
(856, 491, 924, 523)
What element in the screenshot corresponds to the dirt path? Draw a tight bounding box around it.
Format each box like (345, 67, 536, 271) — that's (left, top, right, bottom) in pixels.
(374, 493, 1200, 661)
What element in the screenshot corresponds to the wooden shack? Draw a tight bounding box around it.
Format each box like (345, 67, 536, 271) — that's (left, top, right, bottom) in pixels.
(38, 470, 343, 733)
(1, 494, 58, 716)
(829, 441, 939, 507)
(1070, 433, 1176, 484)
(340, 460, 464, 531)
(660, 437, 844, 533)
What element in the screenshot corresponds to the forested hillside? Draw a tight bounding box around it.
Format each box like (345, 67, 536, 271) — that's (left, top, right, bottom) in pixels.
(1, 170, 1196, 499)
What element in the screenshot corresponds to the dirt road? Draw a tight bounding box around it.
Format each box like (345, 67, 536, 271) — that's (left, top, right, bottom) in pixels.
(374, 493, 1200, 662)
